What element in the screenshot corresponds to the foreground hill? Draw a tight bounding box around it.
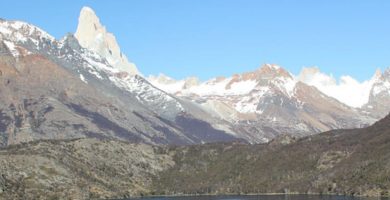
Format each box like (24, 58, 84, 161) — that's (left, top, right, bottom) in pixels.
(154, 114, 390, 196)
(0, 139, 173, 199)
(1, 113, 390, 199)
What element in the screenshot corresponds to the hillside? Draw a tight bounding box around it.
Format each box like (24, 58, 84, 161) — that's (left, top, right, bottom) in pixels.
(0, 139, 173, 199)
(1, 113, 390, 199)
(154, 114, 390, 196)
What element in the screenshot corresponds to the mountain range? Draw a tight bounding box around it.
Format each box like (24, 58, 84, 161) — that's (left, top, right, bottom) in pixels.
(0, 7, 389, 147)
(2, 95, 390, 199)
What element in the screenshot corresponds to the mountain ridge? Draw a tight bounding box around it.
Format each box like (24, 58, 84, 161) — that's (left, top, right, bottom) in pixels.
(149, 65, 388, 109)
(149, 63, 378, 142)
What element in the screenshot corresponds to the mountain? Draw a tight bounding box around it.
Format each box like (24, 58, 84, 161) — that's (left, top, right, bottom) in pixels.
(2, 112, 390, 199)
(0, 10, 240, 146)
(149, 64, 375, 142)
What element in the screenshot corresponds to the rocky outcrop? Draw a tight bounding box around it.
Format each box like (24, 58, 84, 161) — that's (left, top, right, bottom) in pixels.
(362, 69, 390, 118)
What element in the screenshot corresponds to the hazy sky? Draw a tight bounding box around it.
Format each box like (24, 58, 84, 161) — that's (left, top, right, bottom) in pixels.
(1, 0, 389, 81)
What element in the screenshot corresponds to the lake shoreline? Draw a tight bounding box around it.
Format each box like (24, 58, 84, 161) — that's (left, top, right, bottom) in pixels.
(127, 192, 386, 199)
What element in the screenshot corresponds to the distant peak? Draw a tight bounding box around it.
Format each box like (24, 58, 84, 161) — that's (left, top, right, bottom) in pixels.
(257, 64, 292, 79)
(380, 67, 390, 80)
(372, 68, 382, 80)
(260, 64, 281, 71)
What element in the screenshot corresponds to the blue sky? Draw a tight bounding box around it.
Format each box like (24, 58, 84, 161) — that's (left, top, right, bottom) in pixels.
(1, 0, 389, 81)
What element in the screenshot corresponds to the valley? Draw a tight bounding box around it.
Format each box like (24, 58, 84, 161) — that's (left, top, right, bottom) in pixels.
(0, 4, 389, 200)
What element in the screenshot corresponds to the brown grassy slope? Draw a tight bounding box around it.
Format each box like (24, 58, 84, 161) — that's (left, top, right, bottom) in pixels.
(0, 139, 173, 199)
(153, 114, 390, 196)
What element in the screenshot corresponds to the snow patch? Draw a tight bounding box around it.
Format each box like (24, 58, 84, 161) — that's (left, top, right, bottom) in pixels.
(148, 77, 186, 94)
(265, 64, 280, 70)
(272, 76, 297, 98)
(0, 26, 11, 35)
(182, 78, 257, 96)
(229, 80, 258, 95)
(235, 87, 269, 113)
(79, 74, 88, 83)
(3, 40, 20, 57)
(109, 75, 184, 112)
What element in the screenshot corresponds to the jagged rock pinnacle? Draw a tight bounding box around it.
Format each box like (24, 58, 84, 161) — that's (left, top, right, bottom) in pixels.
(75, 6, 139, 75)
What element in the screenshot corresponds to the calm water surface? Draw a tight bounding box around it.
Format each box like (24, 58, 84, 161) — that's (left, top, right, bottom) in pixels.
(128, 195, 389, 200)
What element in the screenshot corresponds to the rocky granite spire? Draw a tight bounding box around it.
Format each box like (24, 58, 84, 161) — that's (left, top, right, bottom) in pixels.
(75, 6, 139, 75)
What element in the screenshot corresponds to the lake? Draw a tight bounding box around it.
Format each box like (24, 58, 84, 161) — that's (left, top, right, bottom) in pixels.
(128, 195, 389, 200)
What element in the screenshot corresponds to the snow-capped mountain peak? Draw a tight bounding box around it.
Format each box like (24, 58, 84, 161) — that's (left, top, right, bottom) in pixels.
(75, 6, 139, 75)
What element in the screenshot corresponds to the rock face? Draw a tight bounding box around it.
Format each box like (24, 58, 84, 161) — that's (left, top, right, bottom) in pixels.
(75, 7, 139, 75)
